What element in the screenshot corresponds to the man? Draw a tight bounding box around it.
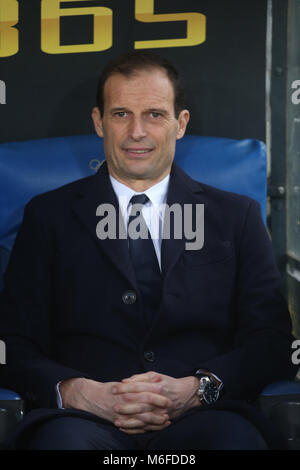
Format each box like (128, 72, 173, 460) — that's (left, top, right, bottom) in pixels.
(0, 51, 296, 450)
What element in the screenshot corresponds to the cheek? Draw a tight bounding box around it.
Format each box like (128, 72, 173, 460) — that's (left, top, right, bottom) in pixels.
(160, 131, 177, 155)
(103, 130, 121, 152)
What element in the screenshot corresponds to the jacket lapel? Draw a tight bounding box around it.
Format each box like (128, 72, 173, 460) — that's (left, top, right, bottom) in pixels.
(161, 163, 205, 282)
(72, 161, 138, 290)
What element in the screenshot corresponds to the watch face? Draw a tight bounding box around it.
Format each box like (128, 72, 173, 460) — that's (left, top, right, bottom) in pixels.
(203, 380, 220, 404)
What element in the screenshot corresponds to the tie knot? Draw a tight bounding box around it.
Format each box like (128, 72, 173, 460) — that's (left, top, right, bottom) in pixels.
(130, 194, 149, 206)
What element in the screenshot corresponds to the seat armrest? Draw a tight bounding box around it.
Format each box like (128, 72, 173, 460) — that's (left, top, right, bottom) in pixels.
(0, 388, 24, 449)
(259, 380, 300, 450)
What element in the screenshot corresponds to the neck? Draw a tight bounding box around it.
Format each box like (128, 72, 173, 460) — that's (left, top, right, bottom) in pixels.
(109, 171, 170, 193)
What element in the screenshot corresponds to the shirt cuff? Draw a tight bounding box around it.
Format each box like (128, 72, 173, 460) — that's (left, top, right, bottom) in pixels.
(55, 381, 64, 409)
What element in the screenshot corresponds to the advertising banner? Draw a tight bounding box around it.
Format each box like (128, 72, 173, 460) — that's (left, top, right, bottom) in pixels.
(0, 0, 267, 143)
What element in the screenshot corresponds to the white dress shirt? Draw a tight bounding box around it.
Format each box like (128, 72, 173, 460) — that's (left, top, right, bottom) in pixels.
(109, 174, 170, 271)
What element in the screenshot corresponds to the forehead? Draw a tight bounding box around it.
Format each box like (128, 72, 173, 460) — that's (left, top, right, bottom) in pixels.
(103, 68, 175, 110)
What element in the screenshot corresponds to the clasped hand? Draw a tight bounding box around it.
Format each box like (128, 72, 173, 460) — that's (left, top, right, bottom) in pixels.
(111, 371, 200, 434)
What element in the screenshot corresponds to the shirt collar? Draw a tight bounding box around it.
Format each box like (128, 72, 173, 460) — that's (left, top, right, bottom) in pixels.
(109, 174, 170, 209)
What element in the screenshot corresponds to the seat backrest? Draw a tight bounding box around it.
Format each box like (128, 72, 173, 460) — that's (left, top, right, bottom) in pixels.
(0, 134, 267, 290)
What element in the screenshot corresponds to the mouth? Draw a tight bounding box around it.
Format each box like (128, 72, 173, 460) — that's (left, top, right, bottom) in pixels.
(123, 148, 154, 158)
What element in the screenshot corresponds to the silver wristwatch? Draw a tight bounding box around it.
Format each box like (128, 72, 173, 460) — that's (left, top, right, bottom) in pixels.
(195, 369, 224, 405)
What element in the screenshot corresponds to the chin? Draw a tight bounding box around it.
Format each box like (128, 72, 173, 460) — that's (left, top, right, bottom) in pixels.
(124, 165, 154, 179)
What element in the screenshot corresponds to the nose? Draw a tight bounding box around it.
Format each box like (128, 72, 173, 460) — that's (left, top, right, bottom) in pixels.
(129, 116, 147, 140)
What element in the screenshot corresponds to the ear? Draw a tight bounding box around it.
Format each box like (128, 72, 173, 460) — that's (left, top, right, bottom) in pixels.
(91, 107, 104, 138)
(176, 109, 190, 140)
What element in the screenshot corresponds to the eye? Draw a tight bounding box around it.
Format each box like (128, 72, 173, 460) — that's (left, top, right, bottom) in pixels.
(149, 112, 162, 118)
(114, 111, 128, 118)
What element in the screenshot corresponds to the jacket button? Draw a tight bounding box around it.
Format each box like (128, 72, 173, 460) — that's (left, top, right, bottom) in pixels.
(144, 351, 155, 362)
(122, 290, 136, 304)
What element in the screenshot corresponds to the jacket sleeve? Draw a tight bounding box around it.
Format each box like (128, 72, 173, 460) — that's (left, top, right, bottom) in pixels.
(197, 199, 298, 401)
(0, 199, 90, 410)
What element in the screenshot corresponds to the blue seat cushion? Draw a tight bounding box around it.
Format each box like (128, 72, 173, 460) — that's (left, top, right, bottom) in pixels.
(261, 380, 300, 397)
(0, 389, 22, 400)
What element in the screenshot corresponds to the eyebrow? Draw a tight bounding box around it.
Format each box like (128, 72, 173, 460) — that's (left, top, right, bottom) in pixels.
(109, 107, 170, 115)
(147, 108, 170, 115)
(110, 107, 127, 112)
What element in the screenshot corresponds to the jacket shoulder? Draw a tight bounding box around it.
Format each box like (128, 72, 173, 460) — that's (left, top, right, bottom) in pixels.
(200, 180, 259, 208)
(26, 173, 95, 211)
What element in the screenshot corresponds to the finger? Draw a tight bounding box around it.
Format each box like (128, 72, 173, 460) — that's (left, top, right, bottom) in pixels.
(118, 421, 171, 435)
(120, 391, 172, 408)
(115, 402, 167, 415)
(112, 381, 162, 395)
(115, 412, 169, 429)
(114, 411, 168, 429)
(118, 428, 146, 435)
(114, 417, 145, 429)
(136, 411, 170, 426)
(122, 372, 161, 383)
(139, 421, 172, 432)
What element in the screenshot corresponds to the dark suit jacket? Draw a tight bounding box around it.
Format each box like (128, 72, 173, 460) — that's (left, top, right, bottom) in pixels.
(0, 162, 296, 448)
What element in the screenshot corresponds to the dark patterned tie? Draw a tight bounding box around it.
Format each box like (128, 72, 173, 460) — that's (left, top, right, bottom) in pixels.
(128, 194, 161, 318)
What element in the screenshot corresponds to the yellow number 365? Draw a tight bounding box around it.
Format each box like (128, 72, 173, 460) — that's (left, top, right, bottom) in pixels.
(0, 0, 206, 57)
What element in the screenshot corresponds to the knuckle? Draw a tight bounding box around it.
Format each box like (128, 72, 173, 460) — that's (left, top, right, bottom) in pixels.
(141, 412, 151, 422)
(159, 414, 167, 423)
(123, 393, 132, 402)
(140, 392, 149, 402)
(147, 392, 155, 403)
